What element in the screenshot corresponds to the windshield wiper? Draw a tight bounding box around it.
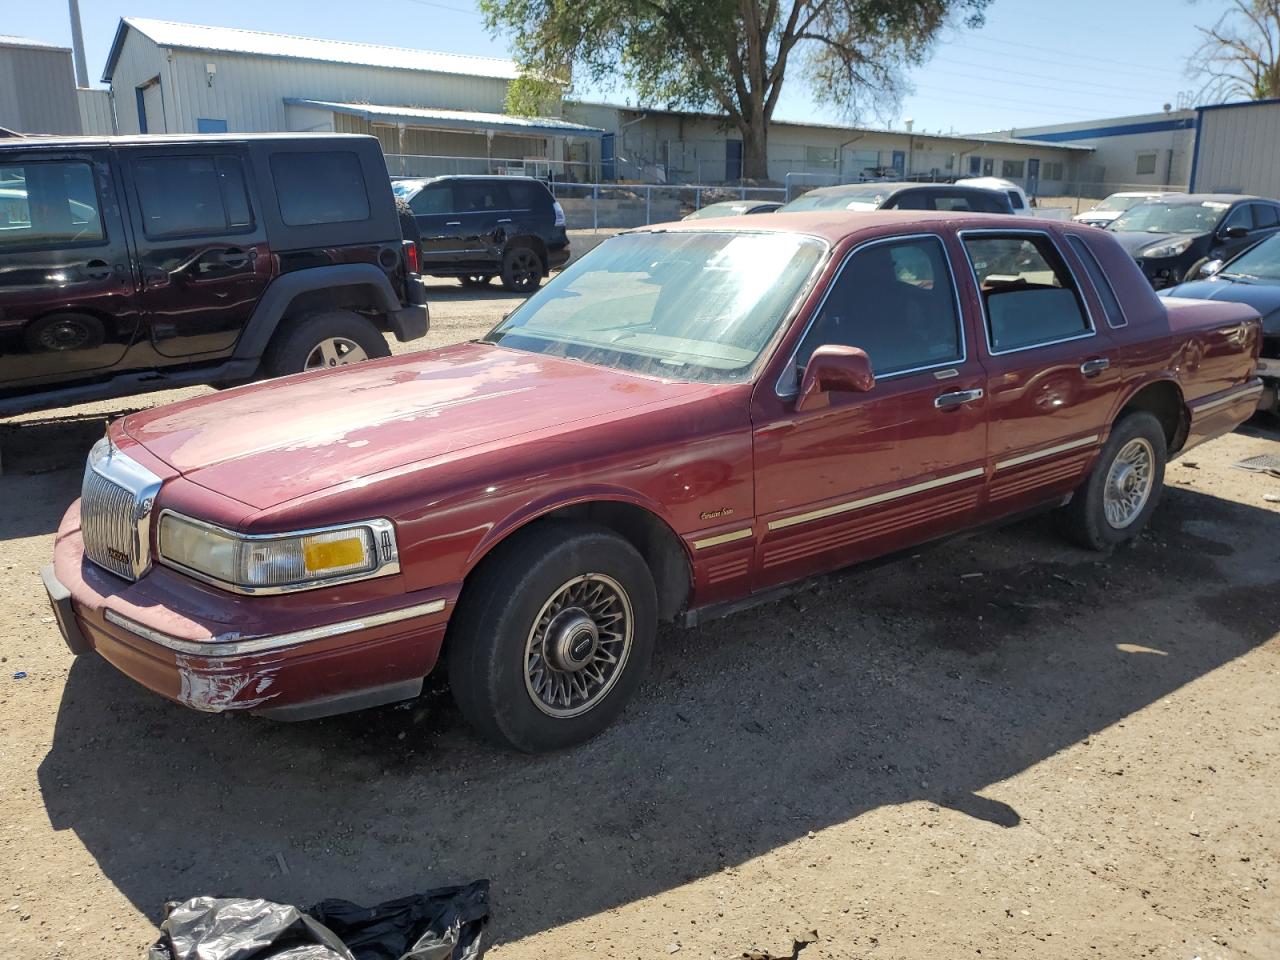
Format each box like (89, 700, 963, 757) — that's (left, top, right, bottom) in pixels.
(1218, 272, 1260, 282)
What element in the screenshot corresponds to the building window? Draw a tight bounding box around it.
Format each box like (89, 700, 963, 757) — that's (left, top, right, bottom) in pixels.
(197, 118, 228, 133)
(969, 155, 982, 175)
(1002, 159, 1026, 179)
(982, 158, 994, 176)
(1043, 161, 1065, 181)
(945, 154, 955, 171)
(805, 145, 837, 167)
(1135, 151, 1158, 176)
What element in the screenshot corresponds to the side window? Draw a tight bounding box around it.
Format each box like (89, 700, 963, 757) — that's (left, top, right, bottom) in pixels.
(1222, 205, 1252, 232)
(409, 184, 453, 215)
(506, 181, 544, 210)
(270, 151, 370, 226)
(1007, 190, 1025, 210)
(1251, 203, 1279, 229)
(133, 155, 253, 238)
(456, 181, 511, 212)
(0, 160, 105, 249)
(888, 191, 929, 210)
(934, 194, 975, 212)
(797, 236, 963, 377)
(963, 233, 1091, 352)
(1067, 234, 1126, 328)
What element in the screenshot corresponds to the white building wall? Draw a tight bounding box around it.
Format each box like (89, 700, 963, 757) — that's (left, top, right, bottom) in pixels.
(1192, 101, 1280, 198)
(0, 42, 82, 134)
(108, 30, 165, 133)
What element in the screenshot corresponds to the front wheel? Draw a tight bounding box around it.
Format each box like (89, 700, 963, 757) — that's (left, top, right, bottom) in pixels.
(446, 522, 657, 752)
(1056, 412, 1167, 550)
(262, 310, 391, 379)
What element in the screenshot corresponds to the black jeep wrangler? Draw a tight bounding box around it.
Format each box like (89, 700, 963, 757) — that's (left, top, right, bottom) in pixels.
(0, 133, 428, 416)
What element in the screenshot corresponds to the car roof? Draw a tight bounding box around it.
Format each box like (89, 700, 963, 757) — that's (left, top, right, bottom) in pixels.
(633, 209, 1059, 243)
(1152, 193, 1267, 205)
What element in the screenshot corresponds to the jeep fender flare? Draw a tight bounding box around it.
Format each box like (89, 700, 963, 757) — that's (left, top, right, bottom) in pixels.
(234, 264, 402, 361)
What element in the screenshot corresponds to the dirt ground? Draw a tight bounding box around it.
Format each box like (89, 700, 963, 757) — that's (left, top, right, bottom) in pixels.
(1, 281, 1278, 960)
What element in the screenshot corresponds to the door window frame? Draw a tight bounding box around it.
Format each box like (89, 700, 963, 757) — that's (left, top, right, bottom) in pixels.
(775, 231, 969, 397)
(958, 227, 1097, 357)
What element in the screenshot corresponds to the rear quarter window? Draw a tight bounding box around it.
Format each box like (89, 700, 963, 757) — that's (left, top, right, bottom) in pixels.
(270, 151, 370, 226)
(506, 181, 551, 210)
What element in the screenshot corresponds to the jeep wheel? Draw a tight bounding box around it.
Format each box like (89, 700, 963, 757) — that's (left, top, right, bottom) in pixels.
(1056, 411, 1167, 550)
(499, 245, 544, 293)
(446, 521, 657, 752)
(263, 310, 391, 379)
(459, 275, 493, 288)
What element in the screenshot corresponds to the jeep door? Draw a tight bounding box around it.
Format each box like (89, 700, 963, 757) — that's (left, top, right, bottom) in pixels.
(0, 148, 141, 387)
(120, 148, 270, 360)
(751, 232, 990, 589)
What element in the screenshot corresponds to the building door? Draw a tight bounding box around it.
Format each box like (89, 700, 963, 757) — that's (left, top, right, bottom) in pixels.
(1026, 158, 1041, 197)
(601, 133, 616, 181)
(136, 78, 164, 134)
(969, 155, 982, 176)
(891, 150, 906, 176)
(725, 140, 743, 181)
(982, 158, 995, 177)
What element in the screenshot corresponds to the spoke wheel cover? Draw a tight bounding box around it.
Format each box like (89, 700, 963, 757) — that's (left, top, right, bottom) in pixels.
(1103, 437, 1155, 529)
(524, 573, 634, 718)
(304, 336, 369, 371)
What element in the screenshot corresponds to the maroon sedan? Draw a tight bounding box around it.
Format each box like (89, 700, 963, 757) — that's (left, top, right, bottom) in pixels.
(45, 212, 1263, 752)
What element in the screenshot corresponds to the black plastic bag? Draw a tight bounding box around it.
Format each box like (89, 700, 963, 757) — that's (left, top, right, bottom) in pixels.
(147, 880, 489, 960)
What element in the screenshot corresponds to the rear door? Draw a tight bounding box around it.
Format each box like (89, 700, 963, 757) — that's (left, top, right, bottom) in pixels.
(0, 148, 141, 387)
(959, 228, 1120, 519)
(121, 148, 270, 359)
(454, 180, 512, 268)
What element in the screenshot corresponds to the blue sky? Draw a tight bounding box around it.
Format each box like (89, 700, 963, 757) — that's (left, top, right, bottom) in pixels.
(10, 0, 1210, 132)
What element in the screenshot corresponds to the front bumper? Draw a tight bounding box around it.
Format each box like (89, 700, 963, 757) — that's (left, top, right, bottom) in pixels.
(47, 500, 458, 719)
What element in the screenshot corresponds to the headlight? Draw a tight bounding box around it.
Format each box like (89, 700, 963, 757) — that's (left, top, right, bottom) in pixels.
(157, 513, 398, 594)
(1143, 237, 1194, 259)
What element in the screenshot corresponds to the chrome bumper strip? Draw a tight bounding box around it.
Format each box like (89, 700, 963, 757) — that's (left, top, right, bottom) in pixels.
(691, 527, 754, 550)
(103, 599, 447, 658)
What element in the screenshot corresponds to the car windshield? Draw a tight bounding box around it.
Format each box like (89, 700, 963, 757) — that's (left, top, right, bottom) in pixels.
(685, 201, 754, 219)
(1093, 194, 1154, 213)
(1219, 233, 1280, 281)
(484, 230, 826, 383)
(1109, 200, 1229, 234)
(781, 185, 888, 211)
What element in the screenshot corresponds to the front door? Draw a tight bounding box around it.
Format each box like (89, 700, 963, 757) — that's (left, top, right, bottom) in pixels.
(958, 229, 1120, 518)
(751, 233, 989, 589)
(0, 148, 141, 388)
(121, 148, 270, 360)
(409, 181, 466, 266)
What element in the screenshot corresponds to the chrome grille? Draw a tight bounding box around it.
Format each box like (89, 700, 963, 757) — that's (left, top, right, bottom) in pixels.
(80, 438, 163, 581)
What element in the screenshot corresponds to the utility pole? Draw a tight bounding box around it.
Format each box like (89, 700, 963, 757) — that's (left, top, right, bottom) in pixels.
(68, 0, 89, 87)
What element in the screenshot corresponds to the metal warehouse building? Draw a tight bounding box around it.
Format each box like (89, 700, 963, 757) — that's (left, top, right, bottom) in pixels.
(0, 34, 113, 136)
(1190, 99, 1280, 199)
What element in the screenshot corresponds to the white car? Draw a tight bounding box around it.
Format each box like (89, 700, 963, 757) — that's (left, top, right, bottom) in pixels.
(1073, 191, 1170, 228)
(957, 176, 1032, 215)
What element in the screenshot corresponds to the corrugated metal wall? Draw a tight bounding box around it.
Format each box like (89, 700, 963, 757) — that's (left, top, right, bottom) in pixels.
(0, 44, 82, 134)
(77, 88, 116, 135)
(1193, 103, 1280, 198)
(108, 28, 512, 135)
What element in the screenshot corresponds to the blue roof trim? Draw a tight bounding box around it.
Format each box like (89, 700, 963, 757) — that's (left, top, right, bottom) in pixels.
(1020, 117, 1197, 142)
(1196, 96, 1280, 112)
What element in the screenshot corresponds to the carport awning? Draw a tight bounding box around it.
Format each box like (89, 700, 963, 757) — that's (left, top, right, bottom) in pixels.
(285, 98, 605, 138)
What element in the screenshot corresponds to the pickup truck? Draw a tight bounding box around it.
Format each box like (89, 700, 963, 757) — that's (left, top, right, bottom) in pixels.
(44, 212, 1263, 752)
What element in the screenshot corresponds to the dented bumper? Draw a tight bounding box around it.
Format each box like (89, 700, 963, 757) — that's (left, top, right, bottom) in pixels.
(48, 500, 457, 718)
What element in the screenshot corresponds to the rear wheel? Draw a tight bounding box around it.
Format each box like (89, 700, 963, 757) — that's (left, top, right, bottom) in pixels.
(446, 522, 657, 752)
(499, 244, 544, 292)
(263, 310, 391, 379)
(459, 274, 493, 288)
(1056, 411, 1167, 550)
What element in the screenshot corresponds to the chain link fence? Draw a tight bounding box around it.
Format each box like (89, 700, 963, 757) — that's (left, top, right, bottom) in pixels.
(549, 183, 788, 229)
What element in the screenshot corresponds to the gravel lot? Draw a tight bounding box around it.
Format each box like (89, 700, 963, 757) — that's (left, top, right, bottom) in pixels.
(1, 280, 1278, 960)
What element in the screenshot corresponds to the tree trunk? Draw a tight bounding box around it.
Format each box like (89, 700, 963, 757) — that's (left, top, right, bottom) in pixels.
(741, 123, 769, 181)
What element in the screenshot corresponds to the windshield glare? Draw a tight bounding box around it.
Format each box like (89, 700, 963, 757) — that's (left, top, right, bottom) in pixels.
(1220, 233, 1280, 281)
(1095, 194, 1154, 213)
(685, 202, 753, 219)
(484, 231, 825, 383)
(782, 186, 887, 211)
(1110, 201, 1228, 234)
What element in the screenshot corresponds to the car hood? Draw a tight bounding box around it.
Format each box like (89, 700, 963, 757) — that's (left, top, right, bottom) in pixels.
(119, 342, 721, 511)
(1161, 276, 1280, 334)
(1108, 230, 1202, 256)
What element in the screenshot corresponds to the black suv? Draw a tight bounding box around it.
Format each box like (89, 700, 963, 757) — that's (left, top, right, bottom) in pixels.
(393, 175, 570, 291)
(0, 133, 428, 416)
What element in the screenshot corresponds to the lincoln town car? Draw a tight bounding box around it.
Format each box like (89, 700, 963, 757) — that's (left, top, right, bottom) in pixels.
(44, 211, 1264, 752)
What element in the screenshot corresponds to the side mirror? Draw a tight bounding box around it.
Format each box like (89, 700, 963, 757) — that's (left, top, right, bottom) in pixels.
(1224, 225, 1250, 240)
(796, 345, 875, 412)
(1197, 259, 1224, 279)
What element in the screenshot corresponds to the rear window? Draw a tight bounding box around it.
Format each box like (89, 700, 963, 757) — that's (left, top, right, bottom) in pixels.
(0, 160, 105, 249)
(455, 180, 511, 212)
(270, 151, 370, 226)
(133, 155, 253, 238)
(506, 180, 549, 210)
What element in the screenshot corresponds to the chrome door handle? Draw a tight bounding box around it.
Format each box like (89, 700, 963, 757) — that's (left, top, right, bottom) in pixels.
(445, 220, 461, 226)
(496, 218, 512, 224)
(1079, 357, 1110, 377)
(934, 388, 984, 409)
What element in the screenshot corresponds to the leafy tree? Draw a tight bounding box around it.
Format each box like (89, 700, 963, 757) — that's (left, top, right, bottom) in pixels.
(1189, 0, 1280, 102)
(481, 0, 990, 181)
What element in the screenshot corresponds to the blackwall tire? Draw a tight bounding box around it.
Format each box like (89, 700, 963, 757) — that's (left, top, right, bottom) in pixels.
(446, 521, 657, 752)
(263, 310, 391, 379)
(499, 244, 544, 293)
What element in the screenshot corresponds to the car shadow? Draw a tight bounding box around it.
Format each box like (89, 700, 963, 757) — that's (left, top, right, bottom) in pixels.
(420, 280, 533, 303)
(35, 486, 1280, 947)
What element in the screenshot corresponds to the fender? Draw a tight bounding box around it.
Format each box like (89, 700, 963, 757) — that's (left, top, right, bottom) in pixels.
(233, 264, 404, 360)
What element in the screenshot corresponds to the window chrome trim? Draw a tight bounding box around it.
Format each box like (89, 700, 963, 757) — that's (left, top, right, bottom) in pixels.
(766, 467, 984, 532)
(775, 232, 968, 398)
(156, 510, 401, 596)
(1065, 234, 1128, 329)
(957, 227, 1098, 357)
(104, 599, 446, 658)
